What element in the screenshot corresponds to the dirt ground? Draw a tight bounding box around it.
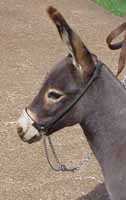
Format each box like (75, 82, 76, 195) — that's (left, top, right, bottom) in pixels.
(0, 0, 125, 200)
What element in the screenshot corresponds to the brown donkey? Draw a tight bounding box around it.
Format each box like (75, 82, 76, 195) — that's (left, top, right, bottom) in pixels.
(17, 7, 126, 200)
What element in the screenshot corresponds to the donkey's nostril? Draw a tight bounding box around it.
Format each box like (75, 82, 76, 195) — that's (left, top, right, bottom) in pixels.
(17, 126, 24, 136)
(17, 126, 23, 133)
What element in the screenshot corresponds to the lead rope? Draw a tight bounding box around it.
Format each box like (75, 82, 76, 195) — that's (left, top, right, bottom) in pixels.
(43, 134, 93, 172)
(106, 22, 126, 77)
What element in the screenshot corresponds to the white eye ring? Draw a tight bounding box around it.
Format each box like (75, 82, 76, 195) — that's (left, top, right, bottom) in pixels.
(46, 89, 65, 103)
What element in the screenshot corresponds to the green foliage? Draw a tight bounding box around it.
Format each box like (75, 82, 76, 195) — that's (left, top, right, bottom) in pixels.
(96, 0, 126, 16)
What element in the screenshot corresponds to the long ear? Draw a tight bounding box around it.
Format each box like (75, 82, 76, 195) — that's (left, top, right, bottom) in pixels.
(47, 6, 95, 78)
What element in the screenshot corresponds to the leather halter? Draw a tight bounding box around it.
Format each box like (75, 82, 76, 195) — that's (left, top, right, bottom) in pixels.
(25, 62, 102, 135)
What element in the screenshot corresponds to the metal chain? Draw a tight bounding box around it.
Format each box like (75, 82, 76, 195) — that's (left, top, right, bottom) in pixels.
(43, 134, 93, 172)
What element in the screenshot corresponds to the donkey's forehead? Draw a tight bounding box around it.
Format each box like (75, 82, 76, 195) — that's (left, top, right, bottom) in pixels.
(43, 56, 78, 91)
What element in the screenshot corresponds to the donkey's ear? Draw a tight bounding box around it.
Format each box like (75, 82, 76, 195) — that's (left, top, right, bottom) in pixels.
(47, 6, 95, 78)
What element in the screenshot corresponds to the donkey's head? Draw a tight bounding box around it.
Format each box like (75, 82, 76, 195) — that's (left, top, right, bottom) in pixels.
(17, 6, 97, 143)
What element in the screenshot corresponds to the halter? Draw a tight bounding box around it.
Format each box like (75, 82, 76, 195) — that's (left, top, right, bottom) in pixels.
(25, 62, 102, 135)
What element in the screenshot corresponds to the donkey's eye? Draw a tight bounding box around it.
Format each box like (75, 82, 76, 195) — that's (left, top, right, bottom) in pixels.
(48, 91, 63, 100)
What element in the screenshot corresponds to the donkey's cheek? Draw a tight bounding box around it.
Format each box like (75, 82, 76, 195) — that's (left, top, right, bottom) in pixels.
(50, 115, 78, 134)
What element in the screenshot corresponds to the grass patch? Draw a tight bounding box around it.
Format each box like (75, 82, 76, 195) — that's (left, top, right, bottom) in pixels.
(95, 0, 126, 16)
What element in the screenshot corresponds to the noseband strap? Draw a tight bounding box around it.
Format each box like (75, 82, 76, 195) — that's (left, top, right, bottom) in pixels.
(25, 62, 102, 135)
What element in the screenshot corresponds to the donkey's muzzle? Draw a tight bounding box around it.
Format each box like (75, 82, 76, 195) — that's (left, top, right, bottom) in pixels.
(17, 109, 43, 143)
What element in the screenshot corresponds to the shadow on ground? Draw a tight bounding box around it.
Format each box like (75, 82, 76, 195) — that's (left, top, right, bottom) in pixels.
(76, 183, 110, 200)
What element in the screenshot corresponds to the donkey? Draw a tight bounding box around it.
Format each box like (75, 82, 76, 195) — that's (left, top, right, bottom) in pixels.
(17, 7, 126, 200)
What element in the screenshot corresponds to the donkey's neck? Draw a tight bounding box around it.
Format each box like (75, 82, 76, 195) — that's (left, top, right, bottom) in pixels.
(80, 64, 126, 171)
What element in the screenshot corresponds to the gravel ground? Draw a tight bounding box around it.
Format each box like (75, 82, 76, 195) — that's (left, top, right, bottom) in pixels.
(0, 0, 125, 200)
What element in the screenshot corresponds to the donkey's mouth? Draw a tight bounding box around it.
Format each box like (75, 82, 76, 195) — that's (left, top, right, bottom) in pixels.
(26, 134, 42, 144)
(17, 123, 43, 144)
(19, 131, 43, 144)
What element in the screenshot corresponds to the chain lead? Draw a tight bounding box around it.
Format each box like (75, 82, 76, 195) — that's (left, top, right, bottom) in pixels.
(43, 134, 92, 172)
